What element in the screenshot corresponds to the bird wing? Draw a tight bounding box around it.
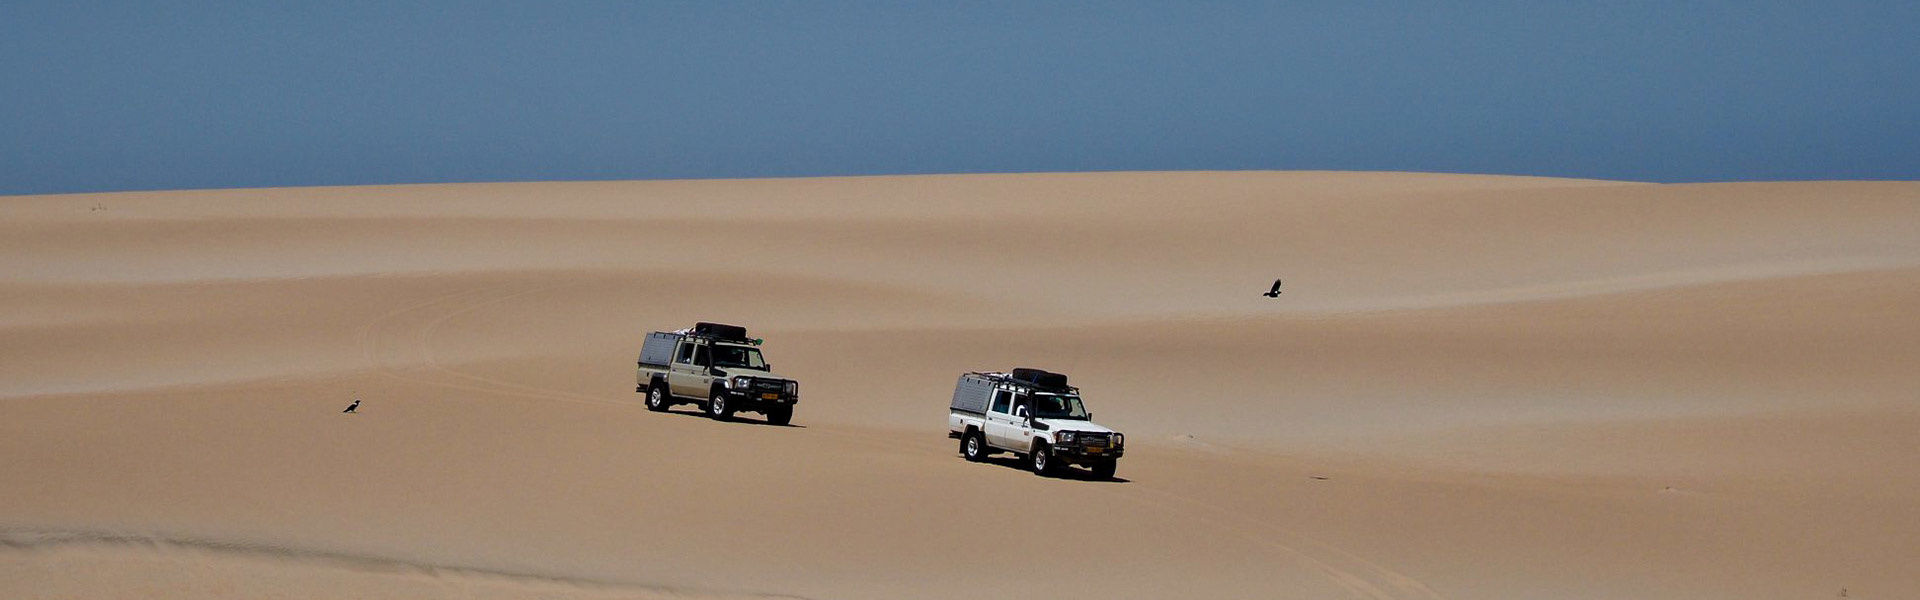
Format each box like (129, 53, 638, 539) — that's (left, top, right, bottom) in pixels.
(1269, 279, 1283, 293)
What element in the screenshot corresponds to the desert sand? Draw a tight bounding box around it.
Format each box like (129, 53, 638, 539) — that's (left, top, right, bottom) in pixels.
(3, 172, 1916, 599)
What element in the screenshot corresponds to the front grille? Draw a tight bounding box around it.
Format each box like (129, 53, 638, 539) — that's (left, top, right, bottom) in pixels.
(750, 379, 785, 393)
(1077, 433, 1111, 448)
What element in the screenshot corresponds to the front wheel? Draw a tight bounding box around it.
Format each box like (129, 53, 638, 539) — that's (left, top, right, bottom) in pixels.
(1030, 442, 1060, 476)
(1090, 459, 1118, 480)
(707, 391, 734, 421)
(766, 405, 793, 426)
(646, 383, 670, 412)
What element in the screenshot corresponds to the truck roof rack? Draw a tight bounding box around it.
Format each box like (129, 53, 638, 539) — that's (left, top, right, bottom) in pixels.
(672, 322, 759, 345)
(967, 369, 1076, 393)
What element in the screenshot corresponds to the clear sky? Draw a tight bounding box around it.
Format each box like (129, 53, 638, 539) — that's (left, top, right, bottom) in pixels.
(3, 1, 1915, 195)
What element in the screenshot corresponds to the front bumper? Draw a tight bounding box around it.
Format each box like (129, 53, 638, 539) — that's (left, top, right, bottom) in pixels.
(722, 390, 798, 406)
(1052, 444, 1123, 460)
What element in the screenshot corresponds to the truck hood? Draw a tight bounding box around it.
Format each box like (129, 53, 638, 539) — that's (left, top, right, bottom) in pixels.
(1037, 418, 1116, 435)
(712, 368, 789, 382)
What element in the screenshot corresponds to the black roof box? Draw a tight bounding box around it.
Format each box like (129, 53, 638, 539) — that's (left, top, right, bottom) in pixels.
(693, 322, 749, 342)
(1010, 367, 1068, 390)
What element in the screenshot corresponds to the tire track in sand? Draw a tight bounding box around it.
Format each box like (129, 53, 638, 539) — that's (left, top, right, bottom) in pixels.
(1117, 481, 1450, 600)
(0, 527, 815, 600)
(355, 283, 618, 408)
(413, 282, 628, 407)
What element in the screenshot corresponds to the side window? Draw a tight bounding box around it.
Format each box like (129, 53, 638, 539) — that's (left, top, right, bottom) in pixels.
(990, 390, 1012, 414)
(675, 343, 695, 364)
(692, 345, 710, 367)
(1013, 394, 1030, 418)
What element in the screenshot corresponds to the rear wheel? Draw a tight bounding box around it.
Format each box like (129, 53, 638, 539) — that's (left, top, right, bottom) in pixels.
(962, 430, 987, 462)
(707, 390, 734, 421)
(1090, 459, 1118, 480)
(645, 382, 670, 412)
(766, 405, 793, 426)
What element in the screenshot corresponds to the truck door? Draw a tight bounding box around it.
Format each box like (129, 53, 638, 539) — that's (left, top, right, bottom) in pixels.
(1009, 394, 1035, 450)
(984, 389, 1020, 449)
(668, 340, 705, 397)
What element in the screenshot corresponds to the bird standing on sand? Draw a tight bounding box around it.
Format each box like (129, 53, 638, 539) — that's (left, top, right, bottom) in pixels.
(343, 398, 360, 414)
(1263, 279, 1284, 297)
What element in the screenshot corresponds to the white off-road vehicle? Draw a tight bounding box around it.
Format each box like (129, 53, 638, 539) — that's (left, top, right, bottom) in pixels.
(947, 368, 1123, 479)
(636, 322, 799, 425)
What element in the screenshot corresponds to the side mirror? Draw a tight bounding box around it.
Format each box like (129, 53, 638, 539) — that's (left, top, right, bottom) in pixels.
(1086, 412, 1093, 420)
(763, 364, 772, 372)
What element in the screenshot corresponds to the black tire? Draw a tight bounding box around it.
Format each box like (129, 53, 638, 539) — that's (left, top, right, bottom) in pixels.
(645, 381, 670, 412)
(707, 389, 734, 421)
(962, 430, 987, 462)
(766, 405, 793, 426)
(1091, 459, 1118, 480)
(1030, 442, 1059, 476)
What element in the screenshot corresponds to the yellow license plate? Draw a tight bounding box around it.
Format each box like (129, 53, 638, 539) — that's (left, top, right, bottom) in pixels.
(761, 393, 779, 400)
(1086, 447, 1103, 453)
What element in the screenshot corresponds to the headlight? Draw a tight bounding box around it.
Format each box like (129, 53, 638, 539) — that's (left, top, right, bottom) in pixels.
(1113, 433, 1124, 446)
(1057, 431, 1077, 443)
(784, 381, 798, 395)
(730, 376, 751, 389)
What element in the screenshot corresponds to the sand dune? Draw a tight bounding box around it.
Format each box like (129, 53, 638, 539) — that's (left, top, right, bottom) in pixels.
(3, 172, 1916, 599)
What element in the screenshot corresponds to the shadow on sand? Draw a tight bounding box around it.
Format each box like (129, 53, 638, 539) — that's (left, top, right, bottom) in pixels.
(656, 406, 806, 428)
(969, 451, 1131, 483)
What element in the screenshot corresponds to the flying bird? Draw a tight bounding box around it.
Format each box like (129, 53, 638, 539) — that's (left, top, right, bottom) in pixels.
(1263, 279, 1283, 297)
(343, 398, 360, 414)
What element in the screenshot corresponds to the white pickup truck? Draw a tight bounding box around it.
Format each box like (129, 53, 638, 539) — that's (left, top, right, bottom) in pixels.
(947, 368, 1123, 479)
(636, 322, 799, 425)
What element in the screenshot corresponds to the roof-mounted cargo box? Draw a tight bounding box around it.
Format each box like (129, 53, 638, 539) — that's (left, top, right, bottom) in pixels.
(1010, 367, 1069, 390)
(692, 322, 749, 342)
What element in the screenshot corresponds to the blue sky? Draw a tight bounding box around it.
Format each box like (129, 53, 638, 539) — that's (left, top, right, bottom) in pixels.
(3, 1, 1914, 195)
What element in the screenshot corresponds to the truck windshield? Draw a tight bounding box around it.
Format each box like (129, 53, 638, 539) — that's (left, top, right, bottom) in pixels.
(712, 345, 766, 369)
(1032, 393, 1088, 419)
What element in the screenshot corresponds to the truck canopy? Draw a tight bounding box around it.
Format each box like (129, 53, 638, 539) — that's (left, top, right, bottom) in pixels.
(639, 331, 680, 367)
(951, 373, 996, 415)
